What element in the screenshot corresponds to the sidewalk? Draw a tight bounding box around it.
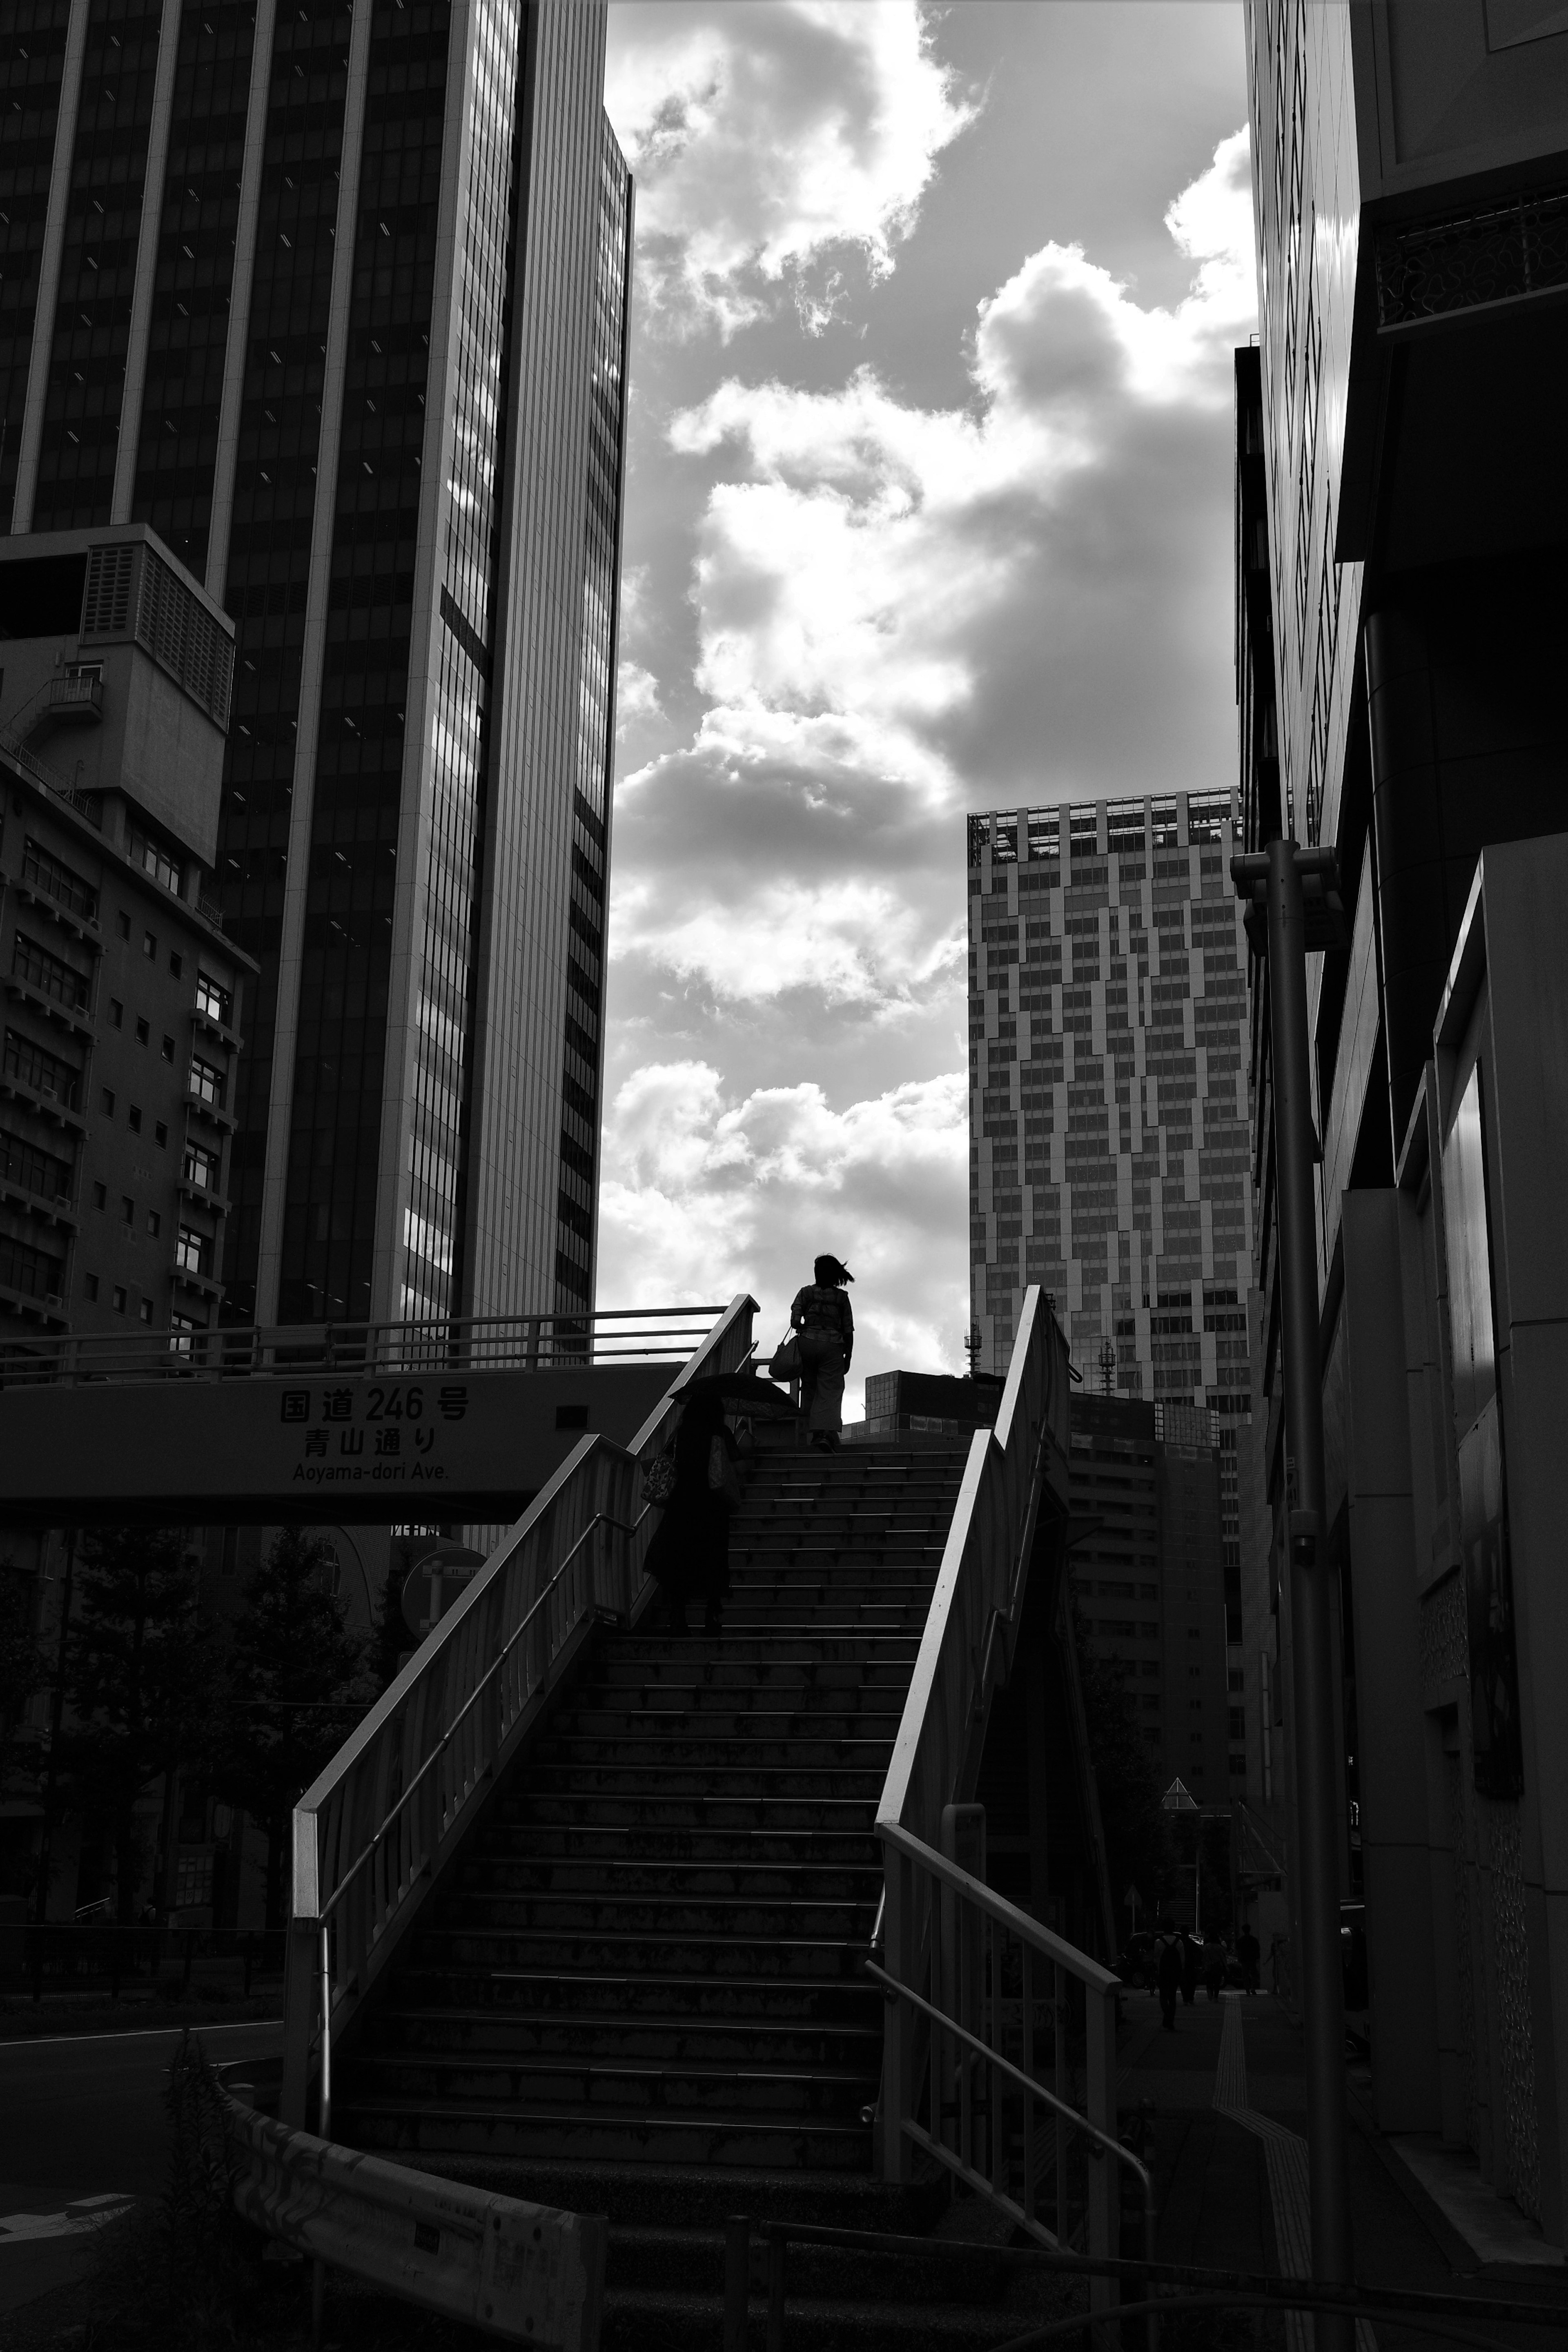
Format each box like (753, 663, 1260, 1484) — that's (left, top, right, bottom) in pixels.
(1117, 1987, 1566, 2349)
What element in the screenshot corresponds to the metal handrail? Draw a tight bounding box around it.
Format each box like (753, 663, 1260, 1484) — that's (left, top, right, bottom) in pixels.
(317, 1508, 644, 1928)
(281, 1293, 760, 2127)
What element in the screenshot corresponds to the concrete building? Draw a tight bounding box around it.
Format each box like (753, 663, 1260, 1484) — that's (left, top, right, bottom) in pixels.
(1067, 1394, 1231, 1813)
(0, 524, 252, 1345)
(1239, 0, 1568, 2244)
(967, 793, 1256, 1797)
(2, 0, 632, 1332)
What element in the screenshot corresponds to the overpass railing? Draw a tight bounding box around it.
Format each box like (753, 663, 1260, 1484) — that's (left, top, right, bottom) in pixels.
(869, 1288, 1151, 2326)
(280, 1293, 759, 2127)
(0, 1304, 729, 1388)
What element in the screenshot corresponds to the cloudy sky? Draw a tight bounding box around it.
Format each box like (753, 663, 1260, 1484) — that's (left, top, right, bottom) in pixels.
(598, 0, 1256, 1411)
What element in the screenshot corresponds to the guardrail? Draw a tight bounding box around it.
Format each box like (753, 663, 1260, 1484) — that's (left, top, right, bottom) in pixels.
(870, 1287, 1151, 2329)
(281, 1294, 759, 2127)
(216, 2072, 605, 2347)
(0, 1304, 733, 1388)
(2, 1923, 285, 2003)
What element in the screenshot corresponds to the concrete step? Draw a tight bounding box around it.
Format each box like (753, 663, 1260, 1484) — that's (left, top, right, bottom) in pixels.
(405, 1926, 875, 1978)
(437, 1892, 877, 1940)
(388, 1967, 883, 2026)
(339, 2099, 877, 2171)
(337, 2050, 875, 2119)
(364, 2007, 883, 2069)
(454, 1857, 882, 1900)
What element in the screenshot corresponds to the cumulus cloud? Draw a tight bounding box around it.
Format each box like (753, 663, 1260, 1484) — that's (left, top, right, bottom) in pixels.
(611, 128, 1257, 1018)
(596, 1060, 970, 1408)
(605, 0, 978, 334)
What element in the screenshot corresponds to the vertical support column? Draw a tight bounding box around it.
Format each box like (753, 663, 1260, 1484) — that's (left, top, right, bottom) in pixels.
(1084, 1982, 1119, 2329)
(206, 0, 278, 601)
(880, 1839, 912, 2184)
(280, 1810, 319, 2127)
(10, 0, 91, 532)
(252, 0, 374, 1325)
(109, 0, 183, 522)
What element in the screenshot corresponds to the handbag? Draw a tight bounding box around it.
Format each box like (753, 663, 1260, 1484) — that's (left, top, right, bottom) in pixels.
(767, 1330, 802, 1379)
(708, 1432, 743, 1509)
(640, 1448, 677, 1507)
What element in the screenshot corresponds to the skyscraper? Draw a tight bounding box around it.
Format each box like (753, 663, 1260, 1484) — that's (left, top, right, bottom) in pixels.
(967, 791, 1254, 1411)
(1, 0, 631, 1330)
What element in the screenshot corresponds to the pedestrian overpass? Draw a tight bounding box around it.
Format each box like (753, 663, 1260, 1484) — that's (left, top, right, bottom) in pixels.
(0, 1305, 733, 1527)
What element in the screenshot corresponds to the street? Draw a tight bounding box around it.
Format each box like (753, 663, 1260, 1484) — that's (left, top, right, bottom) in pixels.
(0, 2018, 283, 2318)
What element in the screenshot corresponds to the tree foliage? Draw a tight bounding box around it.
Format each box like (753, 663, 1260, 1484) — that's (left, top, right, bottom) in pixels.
(214, 1528, 367, 1931)
(59, 1528, 218, 1921)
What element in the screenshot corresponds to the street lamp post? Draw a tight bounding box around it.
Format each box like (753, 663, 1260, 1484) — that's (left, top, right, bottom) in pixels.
(1232, 838, 1353, 2352)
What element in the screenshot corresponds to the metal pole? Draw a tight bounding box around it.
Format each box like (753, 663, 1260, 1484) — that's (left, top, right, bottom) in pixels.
(1262, 835, 1354, 2351)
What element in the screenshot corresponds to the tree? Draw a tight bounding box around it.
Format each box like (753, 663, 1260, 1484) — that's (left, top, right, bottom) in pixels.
(0, 1562, 47, 1805)
(215, 1529, 367, 1931)
(1073, 1602, 1174, 1936)
(58, 1528, 218, 1922)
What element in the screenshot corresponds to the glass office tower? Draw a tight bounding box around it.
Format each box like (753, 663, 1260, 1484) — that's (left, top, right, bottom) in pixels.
(1, 0, 631, 1328)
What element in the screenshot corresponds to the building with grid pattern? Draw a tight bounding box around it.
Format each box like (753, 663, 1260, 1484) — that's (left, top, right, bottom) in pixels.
(0, 0, 630, 1332)
(967, 789, 1256, 1782)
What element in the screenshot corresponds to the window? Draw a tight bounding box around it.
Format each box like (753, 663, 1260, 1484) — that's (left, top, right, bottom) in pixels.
(120, 1196, 134, 1224)
(175, 1225, 209, 1277)
(129, 829, 183, 896)
(0, 1234, 64, 1300)
(128, 1106, 142, 1134)
(100, 1087, 116, 1115)
(170, 1312, 204, 1357)
(146, 1210, 160, 1236)
(112, 1286, 127, 1313)
(188, 1054, 224, 1108)
(84, 1273, 100, 1303)
(135, 1017, 149, 1045)
(92, 1181, 106, 1209)
(109, 998, 123, 1028)
(154, 1122, 167, 1147)
(21, 839, 98, 922)
(168, 952, 183, 980)
(160, 1035, 174, 1062)
(12, 934, 89, 1009)
(136, 1295, 153, 1324)
(117, 912, 131, 940)
(3, 1029, 80, 1109)
(182, 1139, 220, 1192)
(195, 972, 232, 1026)
(142, 932, 157, 960)
(0, 1128, 70, 1198)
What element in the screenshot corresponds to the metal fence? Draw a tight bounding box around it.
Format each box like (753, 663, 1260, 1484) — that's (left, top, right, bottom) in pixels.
(0, 1305, 732, 1388)
(281, 1295, 760, 2127)
(1, 1924, 286, 2003)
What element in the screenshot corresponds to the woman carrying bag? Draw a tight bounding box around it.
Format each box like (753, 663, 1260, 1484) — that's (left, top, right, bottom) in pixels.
(641, 1382, 743, 1636)
(784, 1254, 854, 1454)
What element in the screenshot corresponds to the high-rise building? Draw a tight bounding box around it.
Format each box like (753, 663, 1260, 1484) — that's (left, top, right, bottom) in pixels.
(966, 791, 1256, 1735)
(1238, 0, 1568, 2236)
(1, 0, 632, 1330)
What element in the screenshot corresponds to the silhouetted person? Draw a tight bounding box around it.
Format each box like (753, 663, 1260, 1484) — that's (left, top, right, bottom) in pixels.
(791, 1255, 854, 1454)
(1238, 1923, 1261, 1996)
(643, 1383, 741, 1636)
(1180, 1929, 1197, 2006)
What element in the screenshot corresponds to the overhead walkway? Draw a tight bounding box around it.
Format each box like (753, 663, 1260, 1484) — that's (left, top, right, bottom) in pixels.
(276, 1287, 1139, 2346)
(0, 1306, 724, 1526)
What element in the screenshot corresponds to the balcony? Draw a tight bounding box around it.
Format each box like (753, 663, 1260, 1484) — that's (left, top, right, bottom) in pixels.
(36, 672, 104, 728)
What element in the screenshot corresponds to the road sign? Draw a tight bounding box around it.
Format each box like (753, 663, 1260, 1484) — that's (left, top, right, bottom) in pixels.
(401, 1544, 486, 1640)
(1161, 1778, 1198, 1812)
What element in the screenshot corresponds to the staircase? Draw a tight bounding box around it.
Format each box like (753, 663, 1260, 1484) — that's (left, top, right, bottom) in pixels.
(332, 1441, 1067, 2343)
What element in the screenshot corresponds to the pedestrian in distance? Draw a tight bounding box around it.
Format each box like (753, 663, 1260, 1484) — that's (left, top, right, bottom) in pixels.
(1204, 1939, 1227, 2002)
(790, 1255, 855, 1454)
(1238, 1921, 1261, 1997)
(1180, 1927, 1197, 2006)
(1156, 1921, 1183, 2032)
(642, 1381, 743, 1637)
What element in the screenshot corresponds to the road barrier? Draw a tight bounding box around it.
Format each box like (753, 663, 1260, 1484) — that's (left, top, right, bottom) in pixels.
(217, 2076, 605, 2348)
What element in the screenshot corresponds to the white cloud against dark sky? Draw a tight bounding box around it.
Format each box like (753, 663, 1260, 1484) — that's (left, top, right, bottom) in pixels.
(599, 1, 1256, 1403)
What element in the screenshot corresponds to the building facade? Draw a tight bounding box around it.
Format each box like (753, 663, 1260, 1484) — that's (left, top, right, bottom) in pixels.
(1240, 0, 1568, 2241)
(0, 0, 632, 1332)
(0, 525, 252, 1345)
(967, 790, 1257, 1786)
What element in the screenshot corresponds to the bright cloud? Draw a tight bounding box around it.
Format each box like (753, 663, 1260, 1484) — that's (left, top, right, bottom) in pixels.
(612, 128, 1257, 1017)
(605, 0, 978, 333)
(597, 1061, 970, 1409)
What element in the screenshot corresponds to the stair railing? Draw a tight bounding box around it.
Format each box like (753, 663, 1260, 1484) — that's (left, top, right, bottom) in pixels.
(280, 1293, 759, 2128)
(871, 1288, 1152, 2332)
